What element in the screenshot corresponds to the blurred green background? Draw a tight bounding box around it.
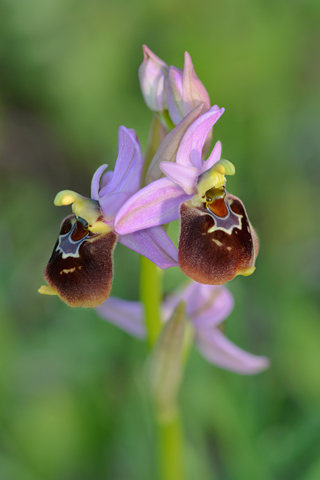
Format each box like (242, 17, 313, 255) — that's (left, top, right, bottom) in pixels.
(1, 0, 320, 479)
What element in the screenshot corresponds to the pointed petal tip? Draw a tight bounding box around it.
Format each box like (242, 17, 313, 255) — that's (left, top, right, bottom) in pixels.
(184, 51, 192, 62)
(208, 105, 225, 115)
(91, 163, 109, 200)
(228, 356, 271, 375)
(142, 44, 151, 59)
(118, 125, 140, 149)
(196, 328, 271, 375)
(183, 51, 195, 72)
(141, 45, 167, 66)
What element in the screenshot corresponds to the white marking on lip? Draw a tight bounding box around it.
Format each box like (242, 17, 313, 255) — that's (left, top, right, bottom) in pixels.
(207, 200, 242, 235)
(60, 267, 76, 275)
(212, 239, 223, 247)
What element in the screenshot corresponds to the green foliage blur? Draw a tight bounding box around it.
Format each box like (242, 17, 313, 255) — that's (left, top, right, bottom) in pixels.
(1, 0, 320, 479)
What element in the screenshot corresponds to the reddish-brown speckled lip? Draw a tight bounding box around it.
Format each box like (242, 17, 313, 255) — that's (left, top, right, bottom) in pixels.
(44, 214, 117, 308)
(178, 193, 258, 285)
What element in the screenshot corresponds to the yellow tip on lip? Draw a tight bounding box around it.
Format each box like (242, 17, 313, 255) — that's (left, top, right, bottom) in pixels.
(38, 285, 58, 296)
(54, 190, 78, 206)
(53, 189, 103, 227)
(214, 159, 235, 176)
(239, 266, 256, 277)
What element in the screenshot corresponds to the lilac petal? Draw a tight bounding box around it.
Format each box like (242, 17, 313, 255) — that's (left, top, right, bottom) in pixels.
(98, 191, 130, 225)
(141, 45, 168, 69)
(182, 52, 211, 119)
(166, 53, 210, 126)
(176, 105, 225, 170)
(162, 282, 233, 329)
(127, 128, 139, 143)
(160, 162, 198, 195)
(139, 45, 169, 111)
(91, 164, 108, 200)
(166, 66, 184, 124)
(162, 282, 210, 321)
(101, 126, 143, 198)
(162, 285, 189, 322)
(200, 141, 222, 174)
(195, 328, 270, 375)
(118, 226, 178, 269)
(146, 104, 203, 184)
(96, 297, 146, 339)
(99, 170, 114, 191)
(114, 177, 190, 235)
(191, 285, 234, 330)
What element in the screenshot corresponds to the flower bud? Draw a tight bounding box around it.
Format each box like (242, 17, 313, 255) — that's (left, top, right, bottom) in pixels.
(138, 45, 169, 112)
(166, 52, 210, 125)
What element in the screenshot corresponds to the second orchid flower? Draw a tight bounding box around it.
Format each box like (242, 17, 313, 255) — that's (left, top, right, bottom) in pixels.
(115, 106, 259, 285)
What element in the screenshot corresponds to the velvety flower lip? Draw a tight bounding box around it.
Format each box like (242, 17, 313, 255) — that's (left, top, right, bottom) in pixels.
(97, 282, 270, 375)
(41, 214, 117, 308)
(114, 105, 225, 235)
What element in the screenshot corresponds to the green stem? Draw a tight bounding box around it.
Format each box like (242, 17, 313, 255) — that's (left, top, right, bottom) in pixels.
(139, 255, 162, 348)
(140, 255, 185, 480)
(139, 109, 185, 480)
(158, 411, 184, 480)
(157, 110, 176, 132)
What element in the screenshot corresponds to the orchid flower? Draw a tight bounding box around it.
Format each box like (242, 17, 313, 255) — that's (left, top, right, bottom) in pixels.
(97, 282, 269, 375)
(139, 45, 210, 127)
(114, 106, 259, 285)
(37, 45, 269, 477)
(38, 127, 178, 308)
